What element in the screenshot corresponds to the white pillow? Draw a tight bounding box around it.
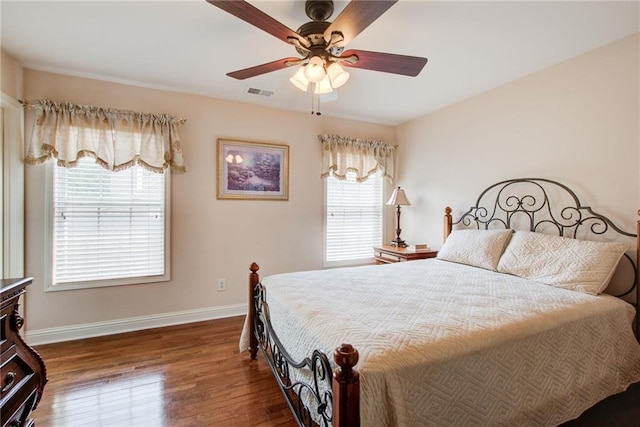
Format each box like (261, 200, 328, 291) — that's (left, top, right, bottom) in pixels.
(497, 230, 628, 295)
(437, 229, 513, 271)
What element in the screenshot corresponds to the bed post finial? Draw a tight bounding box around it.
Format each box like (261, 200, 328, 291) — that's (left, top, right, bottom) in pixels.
(333, 344, 360, 427)
(248, 262, 260, 360)
(250, 262, 259, 275)
(444, 206, 453, 242)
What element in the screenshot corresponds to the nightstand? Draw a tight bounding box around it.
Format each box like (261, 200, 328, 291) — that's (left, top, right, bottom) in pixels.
(373, 245, 438, 264)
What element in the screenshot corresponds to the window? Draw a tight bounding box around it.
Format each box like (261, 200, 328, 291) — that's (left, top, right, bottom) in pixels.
(324, 172, 383, 266)
(47, 157, 170, 290)
(23, 99, 183, 290)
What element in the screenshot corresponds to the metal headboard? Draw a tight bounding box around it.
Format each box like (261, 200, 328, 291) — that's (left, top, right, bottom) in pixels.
(443, 178, 639, 337)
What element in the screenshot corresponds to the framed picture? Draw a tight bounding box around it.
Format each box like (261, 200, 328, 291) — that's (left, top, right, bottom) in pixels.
(217, 138, 289, 200)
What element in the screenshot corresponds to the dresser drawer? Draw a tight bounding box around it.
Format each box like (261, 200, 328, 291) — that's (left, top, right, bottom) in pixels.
(1, 346, 35, 404)
(3, 388, 37, 427)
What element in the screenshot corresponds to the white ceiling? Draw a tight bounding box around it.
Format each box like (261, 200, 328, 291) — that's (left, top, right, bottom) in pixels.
(1, 1, 638, 125)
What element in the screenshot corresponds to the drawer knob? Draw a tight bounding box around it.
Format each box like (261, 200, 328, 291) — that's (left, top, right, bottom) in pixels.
(2, 371, 16, 393)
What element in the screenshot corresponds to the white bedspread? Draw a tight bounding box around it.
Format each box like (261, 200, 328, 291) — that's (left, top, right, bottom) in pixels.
(240, 259, 640, 426)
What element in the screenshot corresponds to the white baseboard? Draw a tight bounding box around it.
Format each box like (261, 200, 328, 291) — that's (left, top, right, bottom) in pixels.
(26, 303, 247, 346)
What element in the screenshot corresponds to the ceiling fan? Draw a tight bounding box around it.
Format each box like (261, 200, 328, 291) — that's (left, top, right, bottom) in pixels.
(205, 0, 428, 89)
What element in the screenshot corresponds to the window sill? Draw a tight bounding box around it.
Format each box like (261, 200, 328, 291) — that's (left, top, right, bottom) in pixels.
(44, 274, 170, 292)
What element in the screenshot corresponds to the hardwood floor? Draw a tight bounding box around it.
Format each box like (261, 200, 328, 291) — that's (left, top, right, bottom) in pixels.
(32, 316, 294, 426)
(31, 316, 638, 426)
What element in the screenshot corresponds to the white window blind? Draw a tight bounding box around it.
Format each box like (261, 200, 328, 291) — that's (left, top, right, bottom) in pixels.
(325, 172, 383, 264)
(53, 157, 167, 286)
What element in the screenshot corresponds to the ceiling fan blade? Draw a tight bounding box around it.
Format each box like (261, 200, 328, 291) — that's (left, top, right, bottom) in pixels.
(324, 0, 398, 46)
(341, 50, 427, 77)
(206, 0, 307, 46)
(227, 57, 302, 80)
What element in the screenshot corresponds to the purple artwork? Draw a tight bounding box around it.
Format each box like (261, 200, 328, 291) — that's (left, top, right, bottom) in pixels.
(226, 150, 280, 192)
(218, 140, 289, 200)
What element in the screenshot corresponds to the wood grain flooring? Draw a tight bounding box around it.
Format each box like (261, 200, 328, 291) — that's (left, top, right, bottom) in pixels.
(31, 316, 638, 426)
(32, 316, 294, 426)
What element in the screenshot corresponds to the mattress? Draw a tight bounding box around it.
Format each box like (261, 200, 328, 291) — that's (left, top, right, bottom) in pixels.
(240, 259, 640, 426)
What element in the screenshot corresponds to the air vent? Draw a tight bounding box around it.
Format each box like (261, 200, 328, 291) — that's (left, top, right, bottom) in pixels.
(245, 87, 274, 97)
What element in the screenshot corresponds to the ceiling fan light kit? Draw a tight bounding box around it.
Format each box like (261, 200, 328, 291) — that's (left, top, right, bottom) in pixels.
(289, 56, 350, 95)
(207, 0, 428, 113)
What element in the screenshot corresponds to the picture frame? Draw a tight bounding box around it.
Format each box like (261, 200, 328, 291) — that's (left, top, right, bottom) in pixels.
(217, 138, 289, 200)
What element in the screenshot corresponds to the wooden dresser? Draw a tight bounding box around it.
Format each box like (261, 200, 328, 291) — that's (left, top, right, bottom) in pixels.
(1, 277, 47, 427)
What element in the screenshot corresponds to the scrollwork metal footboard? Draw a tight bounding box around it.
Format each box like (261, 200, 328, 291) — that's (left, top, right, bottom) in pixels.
(247, 263, 360, 427)
(254, 281, 333, 426)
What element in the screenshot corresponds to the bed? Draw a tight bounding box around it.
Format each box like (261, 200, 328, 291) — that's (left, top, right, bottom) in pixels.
(241, 178, 640, 427)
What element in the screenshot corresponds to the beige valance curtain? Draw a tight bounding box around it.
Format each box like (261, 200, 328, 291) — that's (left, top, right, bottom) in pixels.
(319, 134, 395, 182)
(23, 99, 186, 173)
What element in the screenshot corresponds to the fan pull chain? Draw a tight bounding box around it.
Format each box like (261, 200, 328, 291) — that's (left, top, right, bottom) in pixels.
(310, 91, 322, 116)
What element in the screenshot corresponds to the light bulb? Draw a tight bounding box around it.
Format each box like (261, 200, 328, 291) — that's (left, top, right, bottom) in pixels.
(327, 62, 350, 89)
(289, 67, 309, 91)
(304, 56, 326, 83)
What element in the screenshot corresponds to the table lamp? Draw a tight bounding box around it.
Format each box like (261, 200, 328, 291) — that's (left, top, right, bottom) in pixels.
(386, 186, 411, 247)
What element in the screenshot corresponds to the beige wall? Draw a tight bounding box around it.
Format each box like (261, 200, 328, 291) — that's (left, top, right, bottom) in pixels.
(396, 34, 639, 247)
(0, 51, 23, 99)
(1, 50, 23, 99)
(23, 70, 395, 333)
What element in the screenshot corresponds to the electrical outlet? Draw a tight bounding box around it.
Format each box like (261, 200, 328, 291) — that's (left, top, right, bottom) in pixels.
(217, 278, 226, 291)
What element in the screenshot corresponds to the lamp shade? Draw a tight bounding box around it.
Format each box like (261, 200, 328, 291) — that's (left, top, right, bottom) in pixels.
(290, 67, 309, 92)
(327, 62, 350, 88)
(314, 75, 333, 94)
(386, 187, 411, 206)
